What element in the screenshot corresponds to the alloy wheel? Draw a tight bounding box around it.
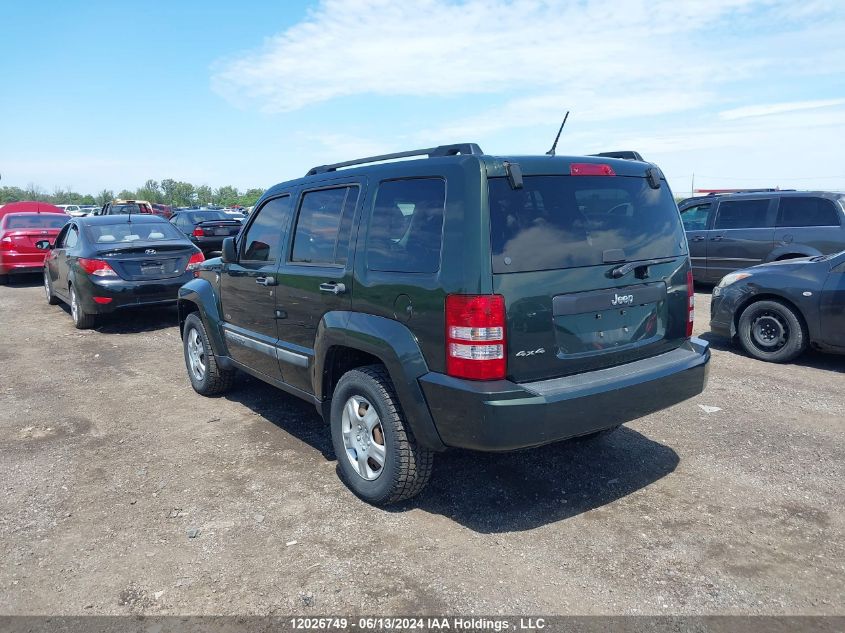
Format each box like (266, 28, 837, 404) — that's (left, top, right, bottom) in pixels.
(341, 395, 386, 481)
(186, 328, 207, 382)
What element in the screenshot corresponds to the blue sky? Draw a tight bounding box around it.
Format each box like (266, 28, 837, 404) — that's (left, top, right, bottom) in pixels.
(1, 0, 844, 197)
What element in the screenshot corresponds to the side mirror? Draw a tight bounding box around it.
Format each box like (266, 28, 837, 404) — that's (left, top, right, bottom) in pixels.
(221, 237, 237, 264)
(35, 240, 53, 250)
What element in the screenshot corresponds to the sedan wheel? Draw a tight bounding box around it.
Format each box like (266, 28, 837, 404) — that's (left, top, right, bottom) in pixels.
(69, 286, 96, 329)
(737, 299, 807, 363)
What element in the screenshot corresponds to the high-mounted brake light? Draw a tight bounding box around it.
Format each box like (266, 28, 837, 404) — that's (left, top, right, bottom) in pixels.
(186, 251, 205, 275)
(78, 257, 118, 277)
(686, 269, 695, 337)
(192, 227, 204, 237)
(570, 163, 615, 176)
(446, 294, 506, 380)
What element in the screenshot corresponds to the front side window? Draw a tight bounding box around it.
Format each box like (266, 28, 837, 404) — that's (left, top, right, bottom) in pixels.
(64, 225, 80, 248)
(240, 196, 292, 262)
(713, 199, 772, 230)
(680, 203, 711, 231)
(366, 178, 446, 273)
(291, 186, 358, 265)
(777, 197, 840, 227)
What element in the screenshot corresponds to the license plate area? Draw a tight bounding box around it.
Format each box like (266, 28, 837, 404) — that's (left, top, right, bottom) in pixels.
(214, 228, 230, 236)
(552, 283, 667, 357)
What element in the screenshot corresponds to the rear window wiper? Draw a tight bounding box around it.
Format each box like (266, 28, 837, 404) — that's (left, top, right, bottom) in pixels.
(609, 257, 676, 279)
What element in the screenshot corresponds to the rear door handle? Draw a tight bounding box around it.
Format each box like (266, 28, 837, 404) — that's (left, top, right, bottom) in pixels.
(319, 282, 346, 295)
(255, 276, 277, 286)
(691, 236, 705, 242)
(710, 235, 724, 241)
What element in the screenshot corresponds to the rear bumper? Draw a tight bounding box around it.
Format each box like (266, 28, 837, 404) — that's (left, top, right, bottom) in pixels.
(420, 338, 710, 451)
(0, 252, 47, 274)
(77, 274, 191, 313)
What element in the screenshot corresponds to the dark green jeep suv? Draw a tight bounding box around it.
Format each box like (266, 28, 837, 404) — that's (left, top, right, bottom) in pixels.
(177, 144, 710, 505)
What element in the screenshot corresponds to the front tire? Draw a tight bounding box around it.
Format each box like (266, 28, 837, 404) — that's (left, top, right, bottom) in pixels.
(70, 285, 97, 329)
(183, 312, 235, 396)
(737, 299, 807, 363)
(44, 269, 60, 305)
(330, 365, 433, 505)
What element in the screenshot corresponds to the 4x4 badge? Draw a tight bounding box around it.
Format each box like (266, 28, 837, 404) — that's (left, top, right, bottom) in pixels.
(516, 348, 546, 357)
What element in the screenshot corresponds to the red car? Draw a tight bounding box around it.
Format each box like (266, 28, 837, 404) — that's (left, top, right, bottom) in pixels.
(0, 212, 70, 283)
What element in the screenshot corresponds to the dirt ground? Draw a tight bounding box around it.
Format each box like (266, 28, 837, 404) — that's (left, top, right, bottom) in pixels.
(0, 276, 843, 616)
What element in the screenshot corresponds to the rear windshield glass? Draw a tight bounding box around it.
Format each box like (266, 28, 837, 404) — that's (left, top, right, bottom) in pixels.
(186, 211, 231, 223)
(110, 204, 150, 214)
(85, 222, 185, 244)
(3, 214, 69, 229)
(489, 175, 686, 273)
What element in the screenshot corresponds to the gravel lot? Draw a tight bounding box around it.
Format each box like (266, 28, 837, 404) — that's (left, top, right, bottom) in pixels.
(1, 277, 843, 616)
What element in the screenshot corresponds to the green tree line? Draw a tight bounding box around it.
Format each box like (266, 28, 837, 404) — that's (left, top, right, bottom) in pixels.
(0, 179, 265, 208)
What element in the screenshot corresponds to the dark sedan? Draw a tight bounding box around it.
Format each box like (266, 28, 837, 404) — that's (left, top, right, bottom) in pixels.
(710, 250, 845, 362)
(169, 210, 242, 256)
(40, 215, 204, 329)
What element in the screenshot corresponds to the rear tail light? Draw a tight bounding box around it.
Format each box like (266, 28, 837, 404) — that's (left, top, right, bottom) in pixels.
(78, 257, 118, 277)
(570, 163, 616, 176)
(186, 251, 205, 273)
(446, 294, 506, 380)
(686, 269, 695, 337)
(0, 237, 11, 251)
(192, 227, 204, 237)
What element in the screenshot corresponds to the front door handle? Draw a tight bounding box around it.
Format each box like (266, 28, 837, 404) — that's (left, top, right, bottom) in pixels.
(319, 282, 346, 295)
(255, 276, 277, 286)
(691, 235, 705, 242)
(710, 235, 724, 241)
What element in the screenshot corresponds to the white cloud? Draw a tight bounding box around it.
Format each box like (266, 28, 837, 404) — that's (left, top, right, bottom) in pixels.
(211, 0, 769, 113)
(719, 99, 845, 121)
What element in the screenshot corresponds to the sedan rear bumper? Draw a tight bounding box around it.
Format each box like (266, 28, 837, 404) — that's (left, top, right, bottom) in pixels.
(0, 252, 47, 274)
(76, 274, 192, 313)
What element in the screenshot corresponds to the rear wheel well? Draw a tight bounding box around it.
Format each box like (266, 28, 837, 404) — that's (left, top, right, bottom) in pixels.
(323, 346, 384, 400)
(733, 293, 807, 334)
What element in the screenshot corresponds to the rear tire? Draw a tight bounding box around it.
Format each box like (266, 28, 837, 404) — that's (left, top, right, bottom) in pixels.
(330, 365, 433, 505)
(0, 274, 8, 285)
(70, 285, 97, 329)
(737, 299, 807, 363)
(44, 269, 60, 305)
(183, 312, 235, 396)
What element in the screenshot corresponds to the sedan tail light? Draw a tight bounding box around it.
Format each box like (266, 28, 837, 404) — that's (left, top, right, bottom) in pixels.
(0, 236, 12, 251)
(192, 227, 205, 237)
(186, 251, 205, 273)
(446, 294, 506, 380)
(78, 258, 118, 277)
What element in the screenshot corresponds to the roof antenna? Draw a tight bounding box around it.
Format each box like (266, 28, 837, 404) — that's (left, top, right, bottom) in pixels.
(545, 111, 570, 157)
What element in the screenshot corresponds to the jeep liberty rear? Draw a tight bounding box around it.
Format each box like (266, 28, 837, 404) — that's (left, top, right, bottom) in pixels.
(177, 144, 709, 505)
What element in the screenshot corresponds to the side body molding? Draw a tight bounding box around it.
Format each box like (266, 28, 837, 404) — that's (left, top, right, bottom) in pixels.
(313, 311, 446, 451)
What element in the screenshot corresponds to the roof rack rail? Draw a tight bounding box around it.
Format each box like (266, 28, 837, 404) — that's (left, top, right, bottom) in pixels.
(590, 151, 644, 161)
(306, 143, 484, 176)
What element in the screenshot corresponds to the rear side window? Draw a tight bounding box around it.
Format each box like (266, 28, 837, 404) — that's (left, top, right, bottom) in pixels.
(240, 196, 292, 262)
(291, 186, 358, 265)
(680, 203, 711, 231)
(713, 199, 772, 230)
(490, 175, 685, 273)
(366, 178, 446, 273)
(777, 197, 840, 227)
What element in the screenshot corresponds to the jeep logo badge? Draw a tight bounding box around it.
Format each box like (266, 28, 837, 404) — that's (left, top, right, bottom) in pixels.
(611, 293, 634, 306)
(145, 249, 157, 255)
